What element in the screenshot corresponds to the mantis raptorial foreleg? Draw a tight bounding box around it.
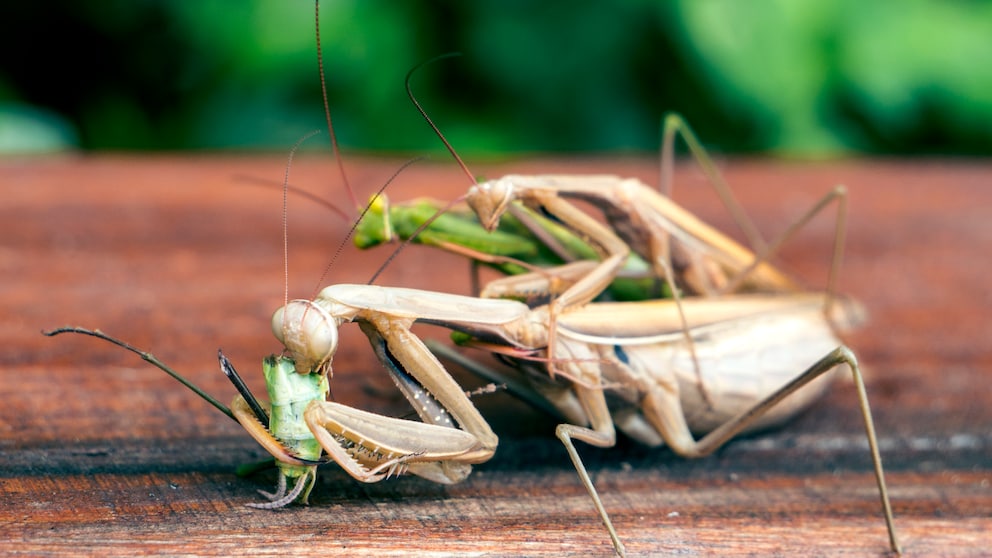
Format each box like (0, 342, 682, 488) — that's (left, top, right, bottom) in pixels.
(272, 284, 520, 460)
(468, 184, 633, 310)
(43, 325, 488, 501)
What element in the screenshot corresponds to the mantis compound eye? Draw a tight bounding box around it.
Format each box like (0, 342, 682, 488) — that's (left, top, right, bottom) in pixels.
(272, 300, 338, 375)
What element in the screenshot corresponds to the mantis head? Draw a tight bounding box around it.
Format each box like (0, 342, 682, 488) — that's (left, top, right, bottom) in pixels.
(272, 299, 339, 376)
(467, 177, 517, 232)
(352, 194, 396, 249)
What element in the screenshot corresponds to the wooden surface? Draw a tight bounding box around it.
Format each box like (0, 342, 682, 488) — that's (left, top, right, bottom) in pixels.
(2, 155, 989, 556)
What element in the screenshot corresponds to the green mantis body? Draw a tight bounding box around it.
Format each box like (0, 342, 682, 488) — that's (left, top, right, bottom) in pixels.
(239, 356, 326, 507)
(353, 194, 661, 302)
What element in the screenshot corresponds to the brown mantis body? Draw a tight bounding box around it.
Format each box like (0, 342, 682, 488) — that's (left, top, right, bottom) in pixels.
(260, 117, 896, 553)
(265, 280, 894, 558)
(316, 106, 897, 555)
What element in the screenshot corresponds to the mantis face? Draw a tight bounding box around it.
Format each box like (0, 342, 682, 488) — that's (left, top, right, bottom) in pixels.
(272, 299, 339, 376)
(466, 177, 516, 231)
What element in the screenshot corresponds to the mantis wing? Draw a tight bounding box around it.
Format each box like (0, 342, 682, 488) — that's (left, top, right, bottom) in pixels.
(554, 293, 865, 344)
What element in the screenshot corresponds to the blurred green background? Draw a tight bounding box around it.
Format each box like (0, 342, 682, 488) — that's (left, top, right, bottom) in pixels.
(3, 0, 992, 156)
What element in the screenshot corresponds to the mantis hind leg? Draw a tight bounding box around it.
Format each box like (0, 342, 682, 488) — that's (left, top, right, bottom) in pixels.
(556, 423, 627, 557)
(660, 111, 766, 252)
(550, 358, 627, 557)
(643, 346, 901, 554)
(659, 113, 852, 317)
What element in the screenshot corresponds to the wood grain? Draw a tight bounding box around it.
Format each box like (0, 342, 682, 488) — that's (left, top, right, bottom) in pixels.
(2, 155, 989, 556)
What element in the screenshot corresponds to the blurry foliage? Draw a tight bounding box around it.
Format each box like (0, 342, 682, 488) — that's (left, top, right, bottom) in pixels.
(1, 0, 991, 155)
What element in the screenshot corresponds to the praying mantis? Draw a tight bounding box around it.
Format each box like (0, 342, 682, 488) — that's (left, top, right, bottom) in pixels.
(43, 3, 902, 557)
(327, 104, 899, 557)
(262, 239, 896, 558)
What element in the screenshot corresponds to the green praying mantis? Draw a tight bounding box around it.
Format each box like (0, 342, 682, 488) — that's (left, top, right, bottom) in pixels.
(352, 192, 665, 303)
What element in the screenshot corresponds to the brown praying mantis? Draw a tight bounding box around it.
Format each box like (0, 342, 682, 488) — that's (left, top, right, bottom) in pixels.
(263, 255, 896, 558)
(327, 90, 899, 556)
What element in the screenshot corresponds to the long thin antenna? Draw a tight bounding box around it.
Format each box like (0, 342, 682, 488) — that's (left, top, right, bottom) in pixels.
(282, 130, 321, 325)
(43, 327, 236, 422)
(233, 174, 350, 221)
(309, 157, 426, 292)
(315, 0, 359, 213)
(405, 53, 477, 185)
(364, 52, 481, 284)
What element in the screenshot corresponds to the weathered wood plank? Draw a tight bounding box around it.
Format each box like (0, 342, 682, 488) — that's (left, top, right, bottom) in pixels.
(1, 156, 988, 555)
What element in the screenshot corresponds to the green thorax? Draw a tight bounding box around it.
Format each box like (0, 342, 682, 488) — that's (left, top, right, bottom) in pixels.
(262, 355, 327, 475)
